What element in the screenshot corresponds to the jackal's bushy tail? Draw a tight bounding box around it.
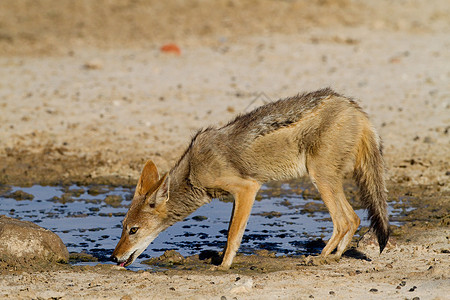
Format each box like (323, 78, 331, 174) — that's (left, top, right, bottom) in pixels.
(353, 125, 390, 253)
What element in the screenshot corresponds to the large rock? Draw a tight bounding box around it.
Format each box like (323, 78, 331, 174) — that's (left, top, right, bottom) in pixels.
(0, 215, 69, 266)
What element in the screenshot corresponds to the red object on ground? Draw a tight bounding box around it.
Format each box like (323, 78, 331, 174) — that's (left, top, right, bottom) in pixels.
(160, 43, 181, 55)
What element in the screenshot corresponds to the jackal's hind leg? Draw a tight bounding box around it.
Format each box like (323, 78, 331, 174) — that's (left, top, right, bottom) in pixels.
(309, 169, 358, 258)
(335, 195, 360, 257)
(317, 184, 348, 257)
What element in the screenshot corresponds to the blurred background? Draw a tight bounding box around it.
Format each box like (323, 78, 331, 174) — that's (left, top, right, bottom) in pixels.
(1, 0, 447, 55)
(0, 0, 448, 187)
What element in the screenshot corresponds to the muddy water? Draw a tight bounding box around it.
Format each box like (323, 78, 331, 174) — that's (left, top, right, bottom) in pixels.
(0, 182, 408, 271)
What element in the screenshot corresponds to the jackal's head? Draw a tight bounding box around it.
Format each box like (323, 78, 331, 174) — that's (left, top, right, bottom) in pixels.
(110, 160, 170, 267)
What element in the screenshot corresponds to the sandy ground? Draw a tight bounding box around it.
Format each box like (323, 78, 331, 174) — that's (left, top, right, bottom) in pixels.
(0, 0, 449, 299)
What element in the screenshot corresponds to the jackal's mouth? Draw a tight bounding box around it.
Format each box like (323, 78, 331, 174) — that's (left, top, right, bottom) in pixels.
(118, 250, 137, 267)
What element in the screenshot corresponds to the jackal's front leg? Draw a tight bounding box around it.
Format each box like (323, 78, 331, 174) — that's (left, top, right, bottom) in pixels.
(218, 178, 260, 270)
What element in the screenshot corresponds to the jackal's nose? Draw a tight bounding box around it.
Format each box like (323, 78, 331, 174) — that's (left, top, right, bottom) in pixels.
(110, 255, 118, 263)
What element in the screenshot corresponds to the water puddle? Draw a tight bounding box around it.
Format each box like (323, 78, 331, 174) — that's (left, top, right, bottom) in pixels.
(0, 182, 409, 271)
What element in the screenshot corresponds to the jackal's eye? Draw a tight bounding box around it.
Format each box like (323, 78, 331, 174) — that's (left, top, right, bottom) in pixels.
(129, 227, 138, 235)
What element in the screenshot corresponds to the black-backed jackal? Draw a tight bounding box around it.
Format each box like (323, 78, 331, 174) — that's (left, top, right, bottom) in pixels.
(111, 88, 389, 269)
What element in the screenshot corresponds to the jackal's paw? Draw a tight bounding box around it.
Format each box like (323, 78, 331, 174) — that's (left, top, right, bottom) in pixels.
(324, 254, 341, 263)
(209, 264, 230, 271)
(304, 255, 340, 266)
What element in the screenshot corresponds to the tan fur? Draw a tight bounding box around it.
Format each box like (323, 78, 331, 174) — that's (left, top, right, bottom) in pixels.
(110, 88, 389, 269)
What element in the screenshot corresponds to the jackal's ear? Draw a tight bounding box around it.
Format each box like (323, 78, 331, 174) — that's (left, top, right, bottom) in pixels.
(152, 173, 170, 208)
(134, 160, 160, 198)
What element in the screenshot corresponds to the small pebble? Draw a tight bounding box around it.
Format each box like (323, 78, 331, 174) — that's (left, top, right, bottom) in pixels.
(409, 286, 417, 292)
(423, 136, 434, 144)
(83, 59, 103, 70)
(369, 288, 378, 292)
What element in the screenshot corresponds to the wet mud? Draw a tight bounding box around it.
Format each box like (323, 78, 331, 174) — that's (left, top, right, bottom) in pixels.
(0, 148, 139, 187)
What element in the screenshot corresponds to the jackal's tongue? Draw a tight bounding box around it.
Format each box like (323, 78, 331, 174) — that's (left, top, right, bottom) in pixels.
(119, 262, 126, 267)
